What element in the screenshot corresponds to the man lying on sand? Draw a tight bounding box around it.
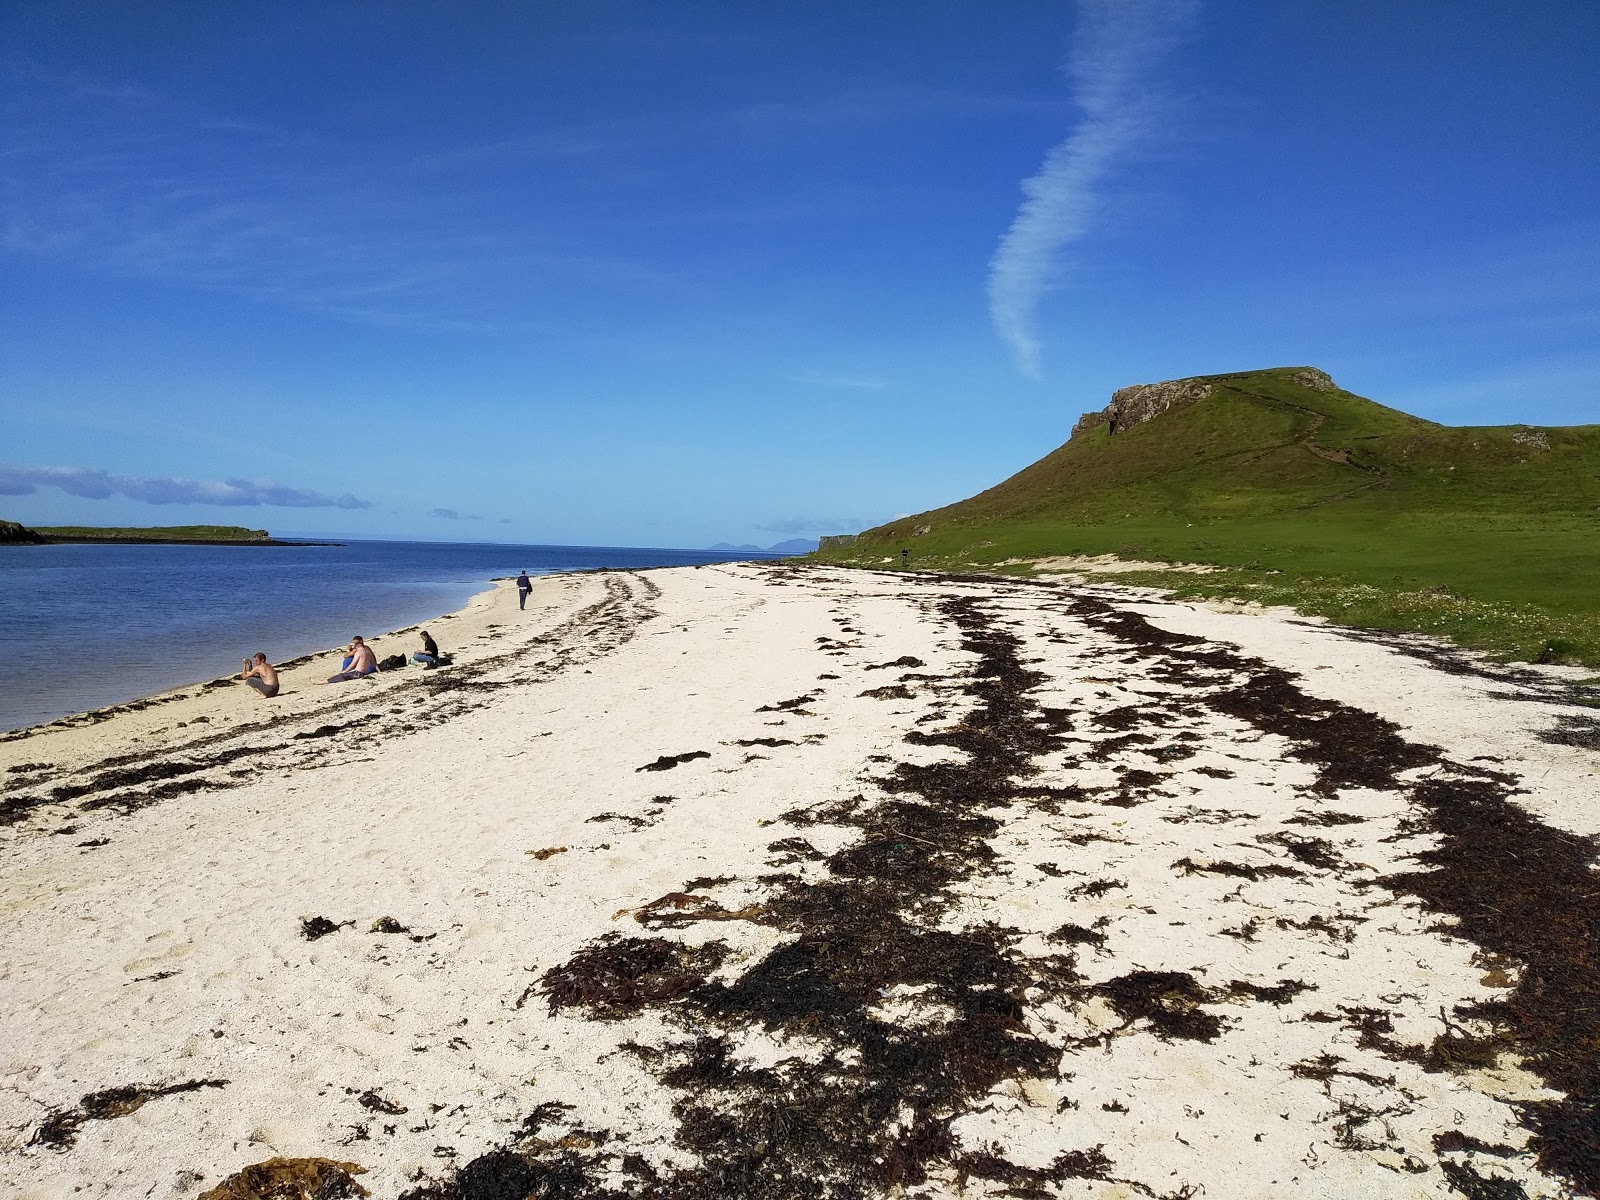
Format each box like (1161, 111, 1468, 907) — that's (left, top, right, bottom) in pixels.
(325, 635, 377, 684)
(240, 652, 279, 699)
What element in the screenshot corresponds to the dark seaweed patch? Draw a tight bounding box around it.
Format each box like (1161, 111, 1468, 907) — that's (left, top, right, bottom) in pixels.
(32, 1079, 228, 1149)
(357, 1089, 408, 1115)
(1057, 589, 1596, 1193)
(1286, 807, 1367, 827)
(636, 751, 710, 772)
(484, 592, 1183, 1197)
(754, 694, 818, 713)
(1171, 857, 1300, 881)
(1384, 776, 1600, 1192)
(301, 916, 354, 941)
(539, 936, 726, 1018)
(1434, 1130, 1522, 1158)
(1257, 830, 1344, 870)
(859, 684, 914, 700)
(1094, 971, 1224, 1043)
(1438, 1160, 1532, 1200)
(1048, 923, 1108, 949)
(1227, 978, 1314, 1006)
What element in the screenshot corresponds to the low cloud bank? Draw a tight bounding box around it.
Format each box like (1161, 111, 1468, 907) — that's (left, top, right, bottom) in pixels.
(0, 463, 371, 510)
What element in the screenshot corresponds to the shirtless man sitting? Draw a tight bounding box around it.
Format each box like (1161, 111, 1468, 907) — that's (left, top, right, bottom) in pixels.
(241, 652, 280, 699)
(326, 635, 378, 684)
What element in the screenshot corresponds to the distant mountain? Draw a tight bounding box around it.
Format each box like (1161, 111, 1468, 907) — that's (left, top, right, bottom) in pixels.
(707, 538, 820, 555)
(764, 537, 820, 554)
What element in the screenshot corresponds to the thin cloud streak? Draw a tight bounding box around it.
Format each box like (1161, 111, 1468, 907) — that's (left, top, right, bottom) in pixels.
(795, 371, 888, 392)
(987, 0, 1195, 379)
(757, 516, 865, 535)
(0, 464, 370, 509)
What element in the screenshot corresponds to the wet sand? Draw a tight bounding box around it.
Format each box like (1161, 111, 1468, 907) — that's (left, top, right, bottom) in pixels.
(2, 562, 1597, 1199)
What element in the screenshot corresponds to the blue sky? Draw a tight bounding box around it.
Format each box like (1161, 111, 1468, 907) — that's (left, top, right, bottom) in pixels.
(3, 1, 1596, 545)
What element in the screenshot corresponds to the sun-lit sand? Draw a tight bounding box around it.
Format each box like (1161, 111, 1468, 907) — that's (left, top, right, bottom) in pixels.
(2, 562, 1596, 1199)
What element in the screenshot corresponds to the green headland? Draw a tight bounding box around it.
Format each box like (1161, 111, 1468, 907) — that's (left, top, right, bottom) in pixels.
(817, 366, 1600, 666)
(0, 522, 319, 546)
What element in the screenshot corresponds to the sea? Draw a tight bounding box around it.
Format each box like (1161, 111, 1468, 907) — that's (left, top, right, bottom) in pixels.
(0, 540, 780, 734)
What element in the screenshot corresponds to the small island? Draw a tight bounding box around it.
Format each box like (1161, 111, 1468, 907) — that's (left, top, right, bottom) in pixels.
(0, 521, 338, 546)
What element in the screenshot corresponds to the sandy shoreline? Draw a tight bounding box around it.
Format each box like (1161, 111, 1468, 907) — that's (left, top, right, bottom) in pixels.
(2, 563, 1597, 1199)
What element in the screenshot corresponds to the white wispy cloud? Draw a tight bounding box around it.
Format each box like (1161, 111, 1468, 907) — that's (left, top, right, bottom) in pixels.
(987, 0, 1196, 378)
(430, 508, 484, 520)
(0, 463, 370, 509)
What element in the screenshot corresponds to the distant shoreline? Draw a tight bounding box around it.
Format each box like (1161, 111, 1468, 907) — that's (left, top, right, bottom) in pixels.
(26, 534, 343, 547)
(0, 519, 342, 547)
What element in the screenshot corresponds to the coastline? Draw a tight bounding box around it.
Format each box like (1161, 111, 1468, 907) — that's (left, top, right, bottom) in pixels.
(0, 575, 512, 752)
(21, 536, 343, 547)
(3, 563, 1598, 1199)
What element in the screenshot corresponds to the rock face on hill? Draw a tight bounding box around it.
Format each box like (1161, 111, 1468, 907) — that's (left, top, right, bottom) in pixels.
(0, 520, 44, 544)
(1071, 376, 1214, 440)
(1070, 367, 1340, 440)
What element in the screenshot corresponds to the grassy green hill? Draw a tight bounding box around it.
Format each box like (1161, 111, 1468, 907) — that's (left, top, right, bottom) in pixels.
(819, 367, 1600, 664)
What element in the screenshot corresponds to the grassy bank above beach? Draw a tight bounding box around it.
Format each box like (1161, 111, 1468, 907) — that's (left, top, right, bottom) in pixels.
(825, 512, 1600, 666)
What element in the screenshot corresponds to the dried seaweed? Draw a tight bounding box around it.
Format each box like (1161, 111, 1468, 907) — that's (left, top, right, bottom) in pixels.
(487, 593, 1137, 1197)
(357, 1090, 407, 1115)
(1227, 978, 1314, 1006)
(1170, 857, 1300, 881)
(301, 916, 354, 941)
(754, 694, 818, 713)
(1059, 591, 1598, 1193)
(636, 751, 710, 772)
(859, 684, 914, 700)
(33, 1079, 228, 1149)
(200, 1157, 369, 1200)
(1257, 830, 1343, 870)
(539, 936, 726, 1018)
(1094, 971, 1224, 1043)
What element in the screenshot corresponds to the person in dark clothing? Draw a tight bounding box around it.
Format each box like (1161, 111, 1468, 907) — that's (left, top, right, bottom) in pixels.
(413, 630, 442, 668)
(516, 570, 532, 610)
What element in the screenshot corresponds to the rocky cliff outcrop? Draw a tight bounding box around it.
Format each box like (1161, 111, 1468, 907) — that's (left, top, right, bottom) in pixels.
(1070, 367, 1343, 440)
(0, 519, 44, 544)
(1070, 376, 1215, 440)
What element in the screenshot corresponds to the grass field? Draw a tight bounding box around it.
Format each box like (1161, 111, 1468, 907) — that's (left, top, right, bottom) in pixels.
(817, 368, 1600, 665)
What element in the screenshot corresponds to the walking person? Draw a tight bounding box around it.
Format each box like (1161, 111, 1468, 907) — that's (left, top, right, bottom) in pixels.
(516, 570, 532, 610)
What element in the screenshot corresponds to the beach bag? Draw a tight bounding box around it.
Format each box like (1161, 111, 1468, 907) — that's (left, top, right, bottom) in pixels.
(379, 654, 407, 671)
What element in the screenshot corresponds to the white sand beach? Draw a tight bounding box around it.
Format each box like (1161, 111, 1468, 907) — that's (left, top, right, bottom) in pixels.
(2, 563, 1597, 1200)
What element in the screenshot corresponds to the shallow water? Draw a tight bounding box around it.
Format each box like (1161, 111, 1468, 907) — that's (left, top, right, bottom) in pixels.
(0, 539, 774, 732)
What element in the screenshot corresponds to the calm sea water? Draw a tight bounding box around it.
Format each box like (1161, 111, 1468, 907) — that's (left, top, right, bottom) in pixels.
(0, 540, 778, 733)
